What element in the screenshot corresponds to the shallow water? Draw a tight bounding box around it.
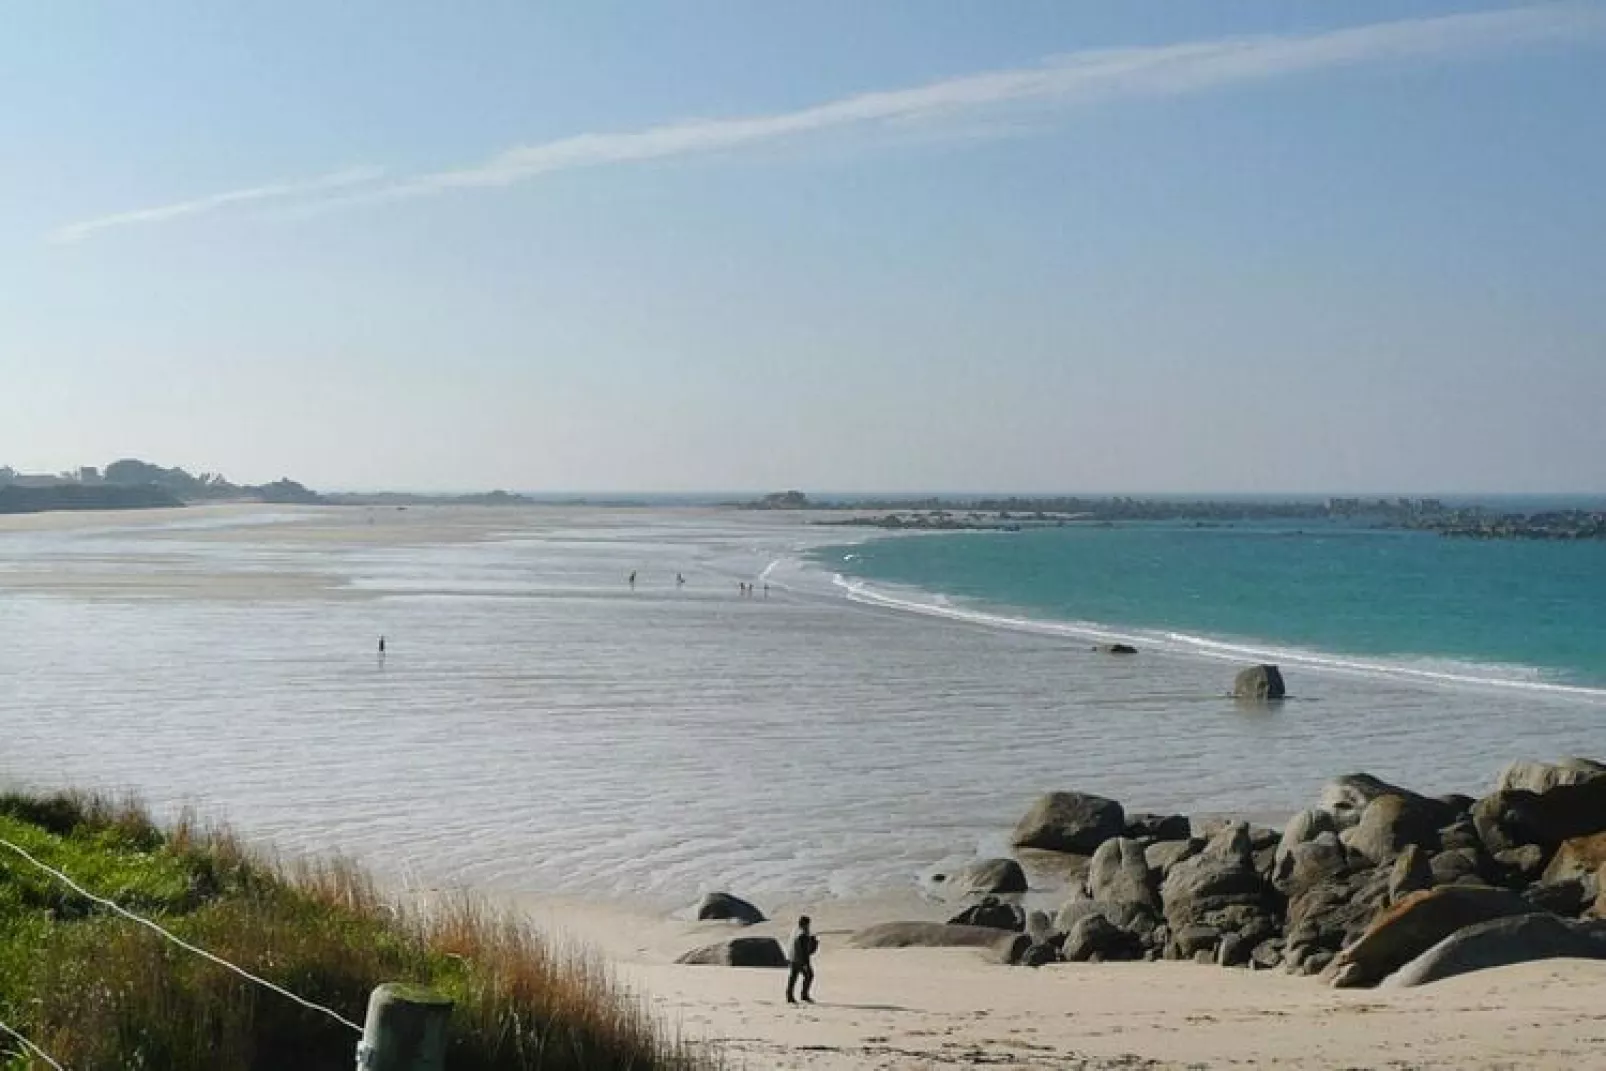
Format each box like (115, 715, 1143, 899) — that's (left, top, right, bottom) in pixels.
(1, 507, 1601, 909)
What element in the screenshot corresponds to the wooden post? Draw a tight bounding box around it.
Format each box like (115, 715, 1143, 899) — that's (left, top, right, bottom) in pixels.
(355, 983, 452, 1071)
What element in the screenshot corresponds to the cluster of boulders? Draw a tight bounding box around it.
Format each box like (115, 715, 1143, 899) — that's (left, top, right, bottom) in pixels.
(673, 758, 1606, 988)
(926, 757, 1606, 986)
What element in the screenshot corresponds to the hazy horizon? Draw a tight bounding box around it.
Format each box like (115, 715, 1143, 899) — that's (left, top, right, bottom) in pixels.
(6, 3, 1605, 493)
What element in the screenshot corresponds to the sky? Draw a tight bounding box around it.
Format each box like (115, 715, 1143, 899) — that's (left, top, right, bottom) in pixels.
(3, 2, 1604, 494)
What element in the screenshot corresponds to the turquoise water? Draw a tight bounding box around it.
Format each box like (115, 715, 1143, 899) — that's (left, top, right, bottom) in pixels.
(820, 522, 1606, 691)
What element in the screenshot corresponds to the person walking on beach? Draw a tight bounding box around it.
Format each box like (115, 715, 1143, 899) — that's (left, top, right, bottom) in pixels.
(786, 915, 818, 1004)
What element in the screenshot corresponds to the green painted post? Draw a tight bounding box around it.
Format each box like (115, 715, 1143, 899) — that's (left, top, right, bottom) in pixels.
(355, 983, 453, 1070)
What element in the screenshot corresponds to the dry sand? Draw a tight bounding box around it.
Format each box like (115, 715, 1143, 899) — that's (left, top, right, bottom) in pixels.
(515, 896, 1606, 1070)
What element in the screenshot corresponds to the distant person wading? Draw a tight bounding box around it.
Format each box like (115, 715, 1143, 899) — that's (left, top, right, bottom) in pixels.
(785, 915, 818, 1004)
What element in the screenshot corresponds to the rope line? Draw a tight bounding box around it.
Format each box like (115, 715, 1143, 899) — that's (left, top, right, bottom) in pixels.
(0, 837, 363, 1035)
(0, 1017, 66, 1070)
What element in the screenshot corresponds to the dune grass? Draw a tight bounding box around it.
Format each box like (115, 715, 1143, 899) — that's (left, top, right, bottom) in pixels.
(0, 790, 716, 1071)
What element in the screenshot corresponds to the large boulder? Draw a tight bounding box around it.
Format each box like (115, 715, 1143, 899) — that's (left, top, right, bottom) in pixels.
(1319, 774, 1453, 831)
(1272, 833, 1351, 899)
(1063, 913, 1143, 962)
(1341, 794, 1444, 865)
(950, 857, 1028, 897)
(1383, 913, 1606, 988)
(1053, 894, 1158, 938)
(1522, 877, 1589, 917)
(1496, 758, 1606, 795)
(849, 922, 1030, 964)
(1233, 664, 1286, 700)
(948, 897, 1026, 932)
(1327, 885, 1535, 988)
(1474, 779, 1606, 858)
(1283, 870, 1391, 972)
(1160, 822, 1279, 949)
(695, 891, 765, 925)
(1011, 792, 1126, 854)
(1088, 837, 1160, 910)
(676, 936, 789, 967)
(1541, 832, 1606, 884)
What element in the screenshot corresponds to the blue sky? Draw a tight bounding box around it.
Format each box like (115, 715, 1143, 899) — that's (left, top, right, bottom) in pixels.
(3, 2, 1604, 492)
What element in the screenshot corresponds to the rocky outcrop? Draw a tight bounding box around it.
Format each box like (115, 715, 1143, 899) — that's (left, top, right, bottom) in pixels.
(1318, 774, 1454, 831)
(1233, 665, 1286, 700)
(1495, 758, 1606, 795)
(1340, 794, 1444, 865)
(1160, 823, 1280, 956)
(951, 857, 1028, 896)
(1327, 885, 1534, 988)
(948, 897, 1026, 932)
(1540, 832, 1606, 883)
(1088, 837, 1160, 910)
(676, 936, 789, 967)
(695, 891, 765, 925)
(1062, 913, 1143, 962)
(1011, 792, 1125, 854)
(1382, 913, 1606, 988)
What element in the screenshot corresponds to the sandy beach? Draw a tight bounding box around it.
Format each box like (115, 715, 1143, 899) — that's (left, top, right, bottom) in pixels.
(510, 895, 1606, 1070)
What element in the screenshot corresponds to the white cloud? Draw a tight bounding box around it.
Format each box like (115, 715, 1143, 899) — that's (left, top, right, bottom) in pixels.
(49, 6, 1603, 241)
(49, 166, 386, 244)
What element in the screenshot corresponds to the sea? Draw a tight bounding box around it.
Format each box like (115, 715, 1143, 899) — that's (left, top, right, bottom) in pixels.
(1, 505, 1602, 910)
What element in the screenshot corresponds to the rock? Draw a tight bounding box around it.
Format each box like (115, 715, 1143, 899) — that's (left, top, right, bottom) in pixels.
(1304, 950, 1335, 974)
(1542, 832, 1606, 883)
(1173, 924, 1221, 957)
(1387, 844, 1433, 903)
(1145, 838, 1201, 878)
(948, 897, 1026, 931)
(1319, 774, 1453, 831)
(1284, 869, 1389, 955)
(1216, 932, 1250, 967)
(1272, 833, 1350, 898)
(1093, 643, 1139, 655)
(1160, 821, 1276, 937)
(1233, 664, 1286, 700)
(1327, 885, 1535, 988)
(1596, 863, 1606, 918)
(1383, 913, 1606, 988)
(1275, 809, 1339, 869)
(1019, 941, 1059, 967)
(849, 922, 1032, 964)
(1053, 896, 1158, 938)
(1495, 758, 1606, 795)
(1011, 792, 1126, 854)
(1494, 843, 1549, 881)
(676, 936, 788, 967)
(1436, 794, 1477, 820)
(695, 891, 765, 925)
(1471, 790, 1546, 859)
(951, 857, 1028, 896)
(1251, 938, 1285, 970)
(1430, 846, 1491, 887)
(1125, 813, 1191, 841)
(1063, 914, 1143, 962)
(1026, 910, 1054, 943)
(1474, 779, 1606, 858)
(1522, 878, 1589, 917)
(1341, 794, 1444, 865)
(1438, 818, 1484, 853)
(1088, 837, 1160, 910)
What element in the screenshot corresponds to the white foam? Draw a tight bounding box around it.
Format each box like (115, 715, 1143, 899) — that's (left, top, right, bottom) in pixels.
(829, 571, 1606, 702)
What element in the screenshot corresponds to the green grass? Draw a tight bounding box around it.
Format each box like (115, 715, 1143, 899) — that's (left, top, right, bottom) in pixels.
(0, 791, 716, 1071)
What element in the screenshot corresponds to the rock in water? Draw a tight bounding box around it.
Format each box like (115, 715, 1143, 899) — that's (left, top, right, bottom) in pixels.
(1233, 664, 1286, 700)
(1011, 792, 1126, 854)
(1092, 643, 1139, 655)
(695, 891, 766, 925)
(1383, 913, 1606, 988)
(1326, 885, 1535, 988)
(950, 857, 1028, 896)
(676, 937, 788, 967)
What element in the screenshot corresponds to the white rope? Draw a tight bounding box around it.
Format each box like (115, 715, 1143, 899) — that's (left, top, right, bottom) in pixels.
(0, 1017, 66, 1070)
(0, 837, 363, 1034)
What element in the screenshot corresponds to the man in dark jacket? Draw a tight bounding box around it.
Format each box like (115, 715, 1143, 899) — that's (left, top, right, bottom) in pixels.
(785, 915, 817, 1003)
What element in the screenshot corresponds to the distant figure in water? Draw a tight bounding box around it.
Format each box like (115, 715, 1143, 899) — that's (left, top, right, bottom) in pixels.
(628, 571, 637, 588)
(378, 635, 386, 658)
(676, 572, 685, 587)
(763, 583, 770, 598)
(785, 915, 817, 1004)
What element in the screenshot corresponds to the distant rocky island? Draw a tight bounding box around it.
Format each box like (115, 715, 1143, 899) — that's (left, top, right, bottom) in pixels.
(742, 491, 1606, 540)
